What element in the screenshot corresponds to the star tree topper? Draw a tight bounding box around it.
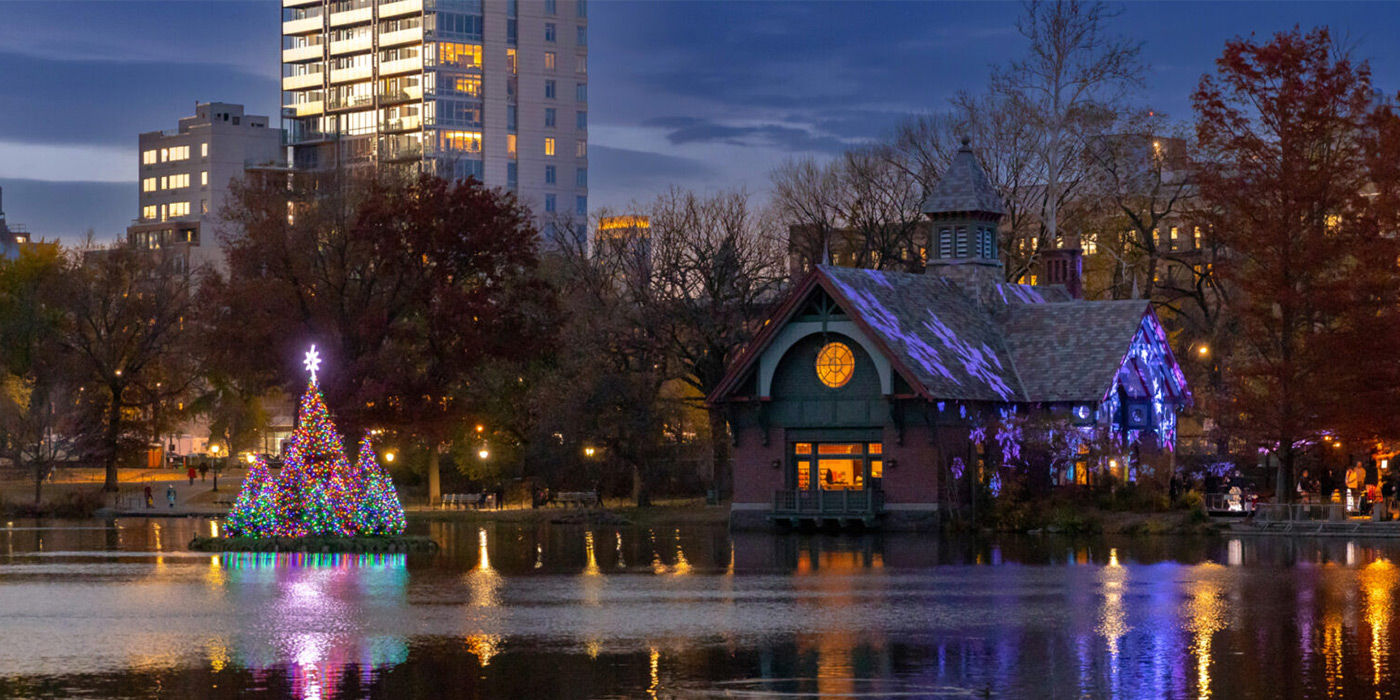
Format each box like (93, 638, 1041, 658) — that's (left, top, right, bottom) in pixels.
(304, 345, 322, 383)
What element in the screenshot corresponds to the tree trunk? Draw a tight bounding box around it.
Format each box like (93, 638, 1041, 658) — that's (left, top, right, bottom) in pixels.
(103, 385, 124, 492)
(707, 407, 732, 501)
(632, 461, 650, 507)
(427, 449, 441, 506)
(1276, 449, 1294, 505)
(31, 461, 42, 505)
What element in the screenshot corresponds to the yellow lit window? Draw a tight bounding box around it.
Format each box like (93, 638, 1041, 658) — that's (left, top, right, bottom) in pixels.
(169, 145, 190, 161)
(201, 171, 209, 186)
(454, 75, 482, 96)
(159, 176, 167, 190)
(797, 460, 810, 490)
(507, 48, 517, 74)
(1193, 226, 1203, 249)
(576, 139, 587, 158)
(794, 443, 812, 455)
(507, 133, 517, 158)
(868, 443, 882, 455)
(201, 143, 208, 158)
(169, 202, 191, 217)
(169, 173, 189, 189)
(440, 130, 482, 153)
(815, 342, 855, 388)
(1028, 274, 1038, 285)
(1083, 233, 1098, 255)
(142, 205, 157, 221)
(160, 148, 169, 162)
(818, 443, 862, 455)
(142, 178, 156, 193)
(871, 460, 883, 479)
(544, 51, 556, 71)
(544, 137, 555, 156)
(438, 42, 482, 68)
(818, 459, 859, 490)
(142, 150, 157, 165)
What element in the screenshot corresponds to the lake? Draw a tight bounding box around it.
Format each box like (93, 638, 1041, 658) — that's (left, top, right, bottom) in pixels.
(1, 518, 1398, 699)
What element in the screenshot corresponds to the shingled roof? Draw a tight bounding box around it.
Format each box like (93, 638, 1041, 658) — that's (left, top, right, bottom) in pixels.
(921, 139, 1006, 217)
(714, 265, 1164, 405)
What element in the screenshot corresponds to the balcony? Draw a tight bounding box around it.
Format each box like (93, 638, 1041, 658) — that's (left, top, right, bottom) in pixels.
(378, 26, 423, 48)
(282, 15, 323, 35)
(379, 55, 422, 77)
(770, 489, 884, 527)
(328, 93, 376, 110)
(329, 64, 373, 83)
(283, 0, 320, 7)
(282, 43, 324, 62)
(330, 34, 373, 55)
(284, 101, 325, 117)
(329, 6, 373, 27)
(378, 0, 422, 20)
(282, 72, 324, 90)
(383, 115, 422, 132)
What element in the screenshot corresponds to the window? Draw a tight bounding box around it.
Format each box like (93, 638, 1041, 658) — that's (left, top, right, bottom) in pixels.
(507, 105, 517, 131)
(508, 0, 517, 17)
(507, 133, 517, 158)
(507, 48, 517, 74)
(201, 171, 209, 186)
(142, 205, 157, 221)
(437, 12, 484, 40)
(168, 173, 190, 189)
(169, 201, 191, 217)
(437, 99, 483, 127)
(440, 131, 483, 153)
(201, 143, 208, 158)
(159, 176, 168, 190)
(576, 195, 586, 216)
(544, 137, 555, 156)
(168, 145, 190, 161)
(545, 108, 556, 128)
(578, 0, 587, 17)
(576, 111, 586, 129)
(545, 0, 556, 13)
(437, 42, 482, 68)
(544, 22, 556, 42)
(507, 18, 517, 44)
(545, 79, 556, 99)
(142, 150, 157, 165)
(452, 75, 483, 97)
(576, 139, 587, 157)
(1083, 233, 1098, 255)
(1193, 226, 1203, 249)
(201, 199, 209, 214)
(576, 167, 586, 187)
(938, 227, 952, 258)
(576, 53, 587, 74)
(954, 226, 968, 257)
(160, 148, 169, 163)
(545, 194, 556, 212)
(545, 165, 556, 184)
(576, 25, 586, 46)
(142, 178, 156, 193)
(544, 51, 556, 71)
(575, 82, 587, 101)
(815, 342, 855, 388)
(507, 161, 518, 188)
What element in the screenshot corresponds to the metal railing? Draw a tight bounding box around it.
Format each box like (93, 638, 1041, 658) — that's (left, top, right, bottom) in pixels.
(1253, 503, 1347, 522)
(773, 488, 884, 517)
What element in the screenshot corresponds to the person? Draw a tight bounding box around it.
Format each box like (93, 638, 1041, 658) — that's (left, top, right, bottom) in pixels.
(187, 465, 197, 486)
(166, 484, 176, 509)
(143, 485, 153, 509)
(1382, 473, 1398, 521)
(495, 483, 505, 511)
(1297, 470, 1312, 504)
(198, 463, 208, 482)
(594, 481, 604, 509)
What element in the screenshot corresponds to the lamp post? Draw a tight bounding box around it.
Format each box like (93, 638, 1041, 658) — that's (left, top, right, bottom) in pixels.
(209, 444, 222, 492)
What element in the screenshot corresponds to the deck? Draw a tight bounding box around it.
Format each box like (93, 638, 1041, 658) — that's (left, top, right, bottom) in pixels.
(770, 489, 884, 528)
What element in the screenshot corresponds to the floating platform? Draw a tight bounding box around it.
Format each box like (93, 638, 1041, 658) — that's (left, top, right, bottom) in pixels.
(188, 535, 439, 553)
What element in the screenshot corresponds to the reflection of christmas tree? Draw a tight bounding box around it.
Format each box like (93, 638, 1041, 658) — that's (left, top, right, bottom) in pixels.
(225, 347, 406, 538)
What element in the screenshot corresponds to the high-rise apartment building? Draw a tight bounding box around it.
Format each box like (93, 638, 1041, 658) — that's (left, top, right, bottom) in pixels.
(127, 102, 284, 271)
(281, 0, 589, 243)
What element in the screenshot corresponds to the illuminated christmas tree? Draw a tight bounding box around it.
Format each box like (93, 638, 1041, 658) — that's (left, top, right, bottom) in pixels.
(223, 346, 407, 539)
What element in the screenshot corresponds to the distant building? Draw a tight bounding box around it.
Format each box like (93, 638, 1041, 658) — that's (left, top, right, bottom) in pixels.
(280, 0, 589, 245)
(593, 215, 650, 282)
(125, 102, 284, 273)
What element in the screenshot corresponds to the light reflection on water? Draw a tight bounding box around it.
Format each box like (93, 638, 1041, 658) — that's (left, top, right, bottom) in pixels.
(2, 520, 1400, 698)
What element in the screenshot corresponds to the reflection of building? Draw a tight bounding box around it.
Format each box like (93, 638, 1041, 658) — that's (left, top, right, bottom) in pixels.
(713, 143, 1192, 530)
(126, 103, 284, 273)
(280, 0, 589, 242)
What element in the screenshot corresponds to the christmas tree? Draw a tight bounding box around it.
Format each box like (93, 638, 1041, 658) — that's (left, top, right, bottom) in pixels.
(222, 346, 406, 539)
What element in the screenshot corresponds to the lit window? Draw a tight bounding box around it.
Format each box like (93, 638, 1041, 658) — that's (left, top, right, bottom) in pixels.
(1193, 226, 1203, 249)
(545, 108, 556, 128)
(169, 202, 191, 217)
(160, 176, 168, 190)
(437, 42, 482, 68)
(201, 199, 208, 214)
(545, 165, 556, 184)
(544, 51, 556, 71)
(160, 148, 169, 163)
(201, 171, 209, 186)
(545, 22, 556, 42)
(142, 178, 157, 193)
(142, 150, 157, 165)
(815, 342, 855, 388)
(453, 75, 483, 96)
(169, 145, 190, 161)
(142, 205, 157, 221)
(544, 137, 555, 156)
(168, 173, 190, 189)
(507, 133, 517, 158)
(201, 143, 208, 158)
(576, 140, 587, 157)
(440, 130, 482, 153)
(507, 48, 517, 74)
(545, 79, 556, 99)
(1083, 233, 1098, 255)
(545, 194, 556, 212)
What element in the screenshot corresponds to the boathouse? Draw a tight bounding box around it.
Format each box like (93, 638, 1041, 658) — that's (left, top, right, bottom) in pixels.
(710, 142, 1191, 530)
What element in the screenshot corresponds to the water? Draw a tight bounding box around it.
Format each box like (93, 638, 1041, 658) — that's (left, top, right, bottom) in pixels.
(1, 519, 1398, 699)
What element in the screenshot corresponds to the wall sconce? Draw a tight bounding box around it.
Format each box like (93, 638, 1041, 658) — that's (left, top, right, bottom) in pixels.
(770, 459, 781, 470)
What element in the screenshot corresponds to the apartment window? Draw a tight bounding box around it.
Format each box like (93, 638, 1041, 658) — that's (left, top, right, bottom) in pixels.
(1083, 233, 1098, 255)
(578, 0, 587, 17)
(575, 83, 587, 101)
(438, 99, 484, 127)
(544, 51, 556, 72)
(507, 161, 518, 188)
(544, 137, 556, 156)
(576, 25, 586, 46)
(576, 167, 587, 187)
(201, 199, 209, 214)
(142, 205, 157, 221)
(142, 150, 157, 165)
(440, 130, 483, 153)
(576, 53, 586, 74)
(545, 0, 556, 14)
(507, 48, 517, 74)
(160, 148, 169, 163)
(142, 178, 157, 193)
(576, 139, 587, 157)
(1170, 226, 1179, 244)
(507, 105, 518, 131)
(201, 143, 208, 158)
(576, 111, 586, 129)
(507, 133, 517, 158)
(169, 201, 191, 217)
(168, 173, 190, 189)
(545, 79, 556, 99)
(507, 19, 517, 44)
(437, 42, 482, 68)
(437, 12, 484, 40)
(169, 146, 190, 161)
(160, 176, 168, 190)
(545, 165, 556, 184)
(545, 194, 556, 213)
(576, 196, 587, 216)
(201, 171, 209, 187)
(508, 0, 517, 17)
(1193, 226, 1203, 249)
(545, 23, 556, 43)
(545, 108, 556, 128)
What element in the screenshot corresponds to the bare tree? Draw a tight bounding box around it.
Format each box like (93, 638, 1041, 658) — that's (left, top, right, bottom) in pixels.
(770, 157, 845, 274)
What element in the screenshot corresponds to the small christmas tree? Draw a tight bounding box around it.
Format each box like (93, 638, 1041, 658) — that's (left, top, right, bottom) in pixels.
(222, 345, 407, 539)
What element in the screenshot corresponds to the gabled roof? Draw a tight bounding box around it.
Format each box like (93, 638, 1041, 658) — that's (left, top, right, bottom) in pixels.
(921, 140, 1005, 217)
(710, 266, 1179, 407)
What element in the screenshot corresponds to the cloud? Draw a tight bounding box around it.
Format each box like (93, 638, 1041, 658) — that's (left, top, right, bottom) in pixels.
(641, 117, 851, 154)
(0, 178, 131, 241)
(0, 141, 130, 182)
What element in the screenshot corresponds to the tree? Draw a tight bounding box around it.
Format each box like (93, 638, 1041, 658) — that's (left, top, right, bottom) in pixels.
(216, 172, 554, 504)
(1193, 26, 1400, 502)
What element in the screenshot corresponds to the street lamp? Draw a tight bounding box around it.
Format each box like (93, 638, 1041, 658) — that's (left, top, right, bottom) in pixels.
(478, 448, 490, 460)
(1197, 345, 1209, 357)
(584, 446, 596, 458)
(384, 451, 396, 463)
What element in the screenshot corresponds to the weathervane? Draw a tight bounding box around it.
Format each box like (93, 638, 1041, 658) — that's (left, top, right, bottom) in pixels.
(304, 345, 322, 383)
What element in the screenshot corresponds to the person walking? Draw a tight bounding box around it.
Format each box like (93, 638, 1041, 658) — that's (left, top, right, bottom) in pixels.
(166, 484, 176, 509)
(494, 483, 505, 511)
(143, 485, 153, 509)
(198, 463, 208, 482)
(187, 465, 197, 486)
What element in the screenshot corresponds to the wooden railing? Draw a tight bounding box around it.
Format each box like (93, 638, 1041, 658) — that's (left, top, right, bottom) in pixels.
(773, 489, 884, 517)
(1253, 503, 1347, 522)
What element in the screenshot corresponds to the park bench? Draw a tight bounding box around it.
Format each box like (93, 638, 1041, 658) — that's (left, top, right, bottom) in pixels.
(553, 491, 598, 508)
(441, 493, 494, 510)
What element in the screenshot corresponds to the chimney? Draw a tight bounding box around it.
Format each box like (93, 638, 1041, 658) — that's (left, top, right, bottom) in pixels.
(1041, 248, 1083, 299)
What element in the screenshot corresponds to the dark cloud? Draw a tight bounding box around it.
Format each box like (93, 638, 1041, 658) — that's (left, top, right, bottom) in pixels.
(590, 144, 716, 193)
(0, 178, 131, 241)
(642, 117, 850, 154)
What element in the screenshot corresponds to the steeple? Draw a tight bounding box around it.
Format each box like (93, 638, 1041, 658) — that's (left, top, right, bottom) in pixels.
(922, 139, 1005, 290)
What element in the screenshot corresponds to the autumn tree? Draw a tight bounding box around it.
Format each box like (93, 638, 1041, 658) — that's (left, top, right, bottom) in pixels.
(1193, 26, 1400, 502)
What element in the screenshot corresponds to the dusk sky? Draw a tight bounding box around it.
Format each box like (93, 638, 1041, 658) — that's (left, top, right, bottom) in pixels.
(2, 1, 1400, 241)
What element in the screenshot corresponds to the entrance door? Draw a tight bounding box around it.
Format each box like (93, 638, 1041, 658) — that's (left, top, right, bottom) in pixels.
(791, 442, 884, 492)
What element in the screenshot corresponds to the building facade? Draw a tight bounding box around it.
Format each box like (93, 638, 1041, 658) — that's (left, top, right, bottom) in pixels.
(127, 102, 284, 272)
(281, 0, 588, 242)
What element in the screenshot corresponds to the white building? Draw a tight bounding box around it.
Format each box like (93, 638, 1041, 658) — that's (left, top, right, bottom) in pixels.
(127, 102, 285, 272)
(282, 0, 589, 245)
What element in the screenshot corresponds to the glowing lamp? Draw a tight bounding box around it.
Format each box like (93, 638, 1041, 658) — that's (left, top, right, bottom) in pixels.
(476, 424, 485, 433)
(478, 449, 490, 460)
(384, 451, 396, 463)
(1197, 345, 1209, 356)
(245, 453, 256, 464)
(210, 445, 221, 455)
(584, 446, 596, 458)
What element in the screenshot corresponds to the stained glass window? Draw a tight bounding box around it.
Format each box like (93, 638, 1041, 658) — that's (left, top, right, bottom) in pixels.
(815, 342, 854, 388)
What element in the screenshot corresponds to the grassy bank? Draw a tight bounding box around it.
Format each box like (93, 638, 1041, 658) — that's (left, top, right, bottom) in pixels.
(189, 535, 440, 553)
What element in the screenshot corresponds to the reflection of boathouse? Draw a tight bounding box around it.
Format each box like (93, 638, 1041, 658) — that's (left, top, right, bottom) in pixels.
(711, 142, 1191, 530)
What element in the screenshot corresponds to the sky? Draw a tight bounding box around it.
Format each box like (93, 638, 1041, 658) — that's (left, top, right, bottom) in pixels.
(2, 1, 1400, 241)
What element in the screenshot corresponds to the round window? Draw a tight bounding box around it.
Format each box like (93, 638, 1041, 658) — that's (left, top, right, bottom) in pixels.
(815, 342, 855, 388)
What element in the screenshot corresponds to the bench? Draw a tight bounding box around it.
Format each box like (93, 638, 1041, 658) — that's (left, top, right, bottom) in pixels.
(553, 491, 598, 508)
(441, 493, 494, 510)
